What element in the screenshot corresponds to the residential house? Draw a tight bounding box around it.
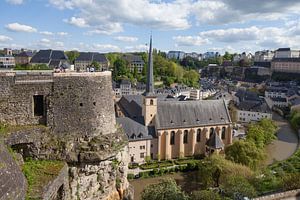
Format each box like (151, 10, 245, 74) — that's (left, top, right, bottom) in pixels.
(15, 51, 34, 65)
(30, 49, 69, 69)
(234, 89, 272, 123)
(167, 51, 185, 60)
(271, 58, 300, 74)
(75, 52, 109, 71)
(274, 48, 300, 58)
(123, 54, 144, 73)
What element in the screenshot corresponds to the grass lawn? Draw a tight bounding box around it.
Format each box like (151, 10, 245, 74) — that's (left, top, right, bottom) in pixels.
(22, 159, 65, 200)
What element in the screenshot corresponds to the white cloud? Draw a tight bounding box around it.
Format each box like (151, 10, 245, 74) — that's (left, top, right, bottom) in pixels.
(173, 36, 210, 47)
(0, 35, 13, 42)
(57, 32, 68, 36)
(40, 31, 54, 36)
(124, 44, 148, 52)
(5, 23, 37, 33)
(114, 36, 138, 42)
(50, 0, 191, 34)
(6, 0, 23, 5)
(86, 23, 123, 35)
(92, 44, 121, 52)
(64, 17, 88, 28)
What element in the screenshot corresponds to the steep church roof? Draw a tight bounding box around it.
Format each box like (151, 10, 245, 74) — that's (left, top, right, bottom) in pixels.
(155, 100, 231, 130)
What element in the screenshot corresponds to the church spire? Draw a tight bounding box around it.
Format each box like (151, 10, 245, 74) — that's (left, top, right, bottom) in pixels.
(145, 34, 154, 96)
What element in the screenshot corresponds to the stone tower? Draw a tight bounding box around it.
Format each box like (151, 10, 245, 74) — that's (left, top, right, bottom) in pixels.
(142, 35, 157, 127)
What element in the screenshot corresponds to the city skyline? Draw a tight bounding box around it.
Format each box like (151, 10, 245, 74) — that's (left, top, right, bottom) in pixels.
(1, 0, 300, 53)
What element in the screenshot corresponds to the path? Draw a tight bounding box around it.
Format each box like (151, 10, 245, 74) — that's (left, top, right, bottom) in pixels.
(266, 113, 299, 165)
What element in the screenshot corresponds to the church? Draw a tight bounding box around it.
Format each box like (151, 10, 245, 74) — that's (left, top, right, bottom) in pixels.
(115, 36, 233, 163)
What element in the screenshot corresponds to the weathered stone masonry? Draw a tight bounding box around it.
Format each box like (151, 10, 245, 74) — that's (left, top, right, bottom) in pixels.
(0, 71, 131, 200)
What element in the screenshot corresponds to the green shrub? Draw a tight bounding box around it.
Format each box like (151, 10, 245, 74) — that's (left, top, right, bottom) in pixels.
(191, 190, 222, 200)
(128, 163, 139, 169)
(127, 173, 135, 180)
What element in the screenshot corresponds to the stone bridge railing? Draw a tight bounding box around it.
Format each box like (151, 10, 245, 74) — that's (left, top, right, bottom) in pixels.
(253, 189, 300, 200)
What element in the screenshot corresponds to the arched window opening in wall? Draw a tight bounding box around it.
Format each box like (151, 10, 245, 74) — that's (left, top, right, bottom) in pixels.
(210, 128, 214, 138)
(150, 99, 154, 105)
(170, 131, 175, 145)
(221, 127, 226, 140)
(197, 129, 201, 142)
(183, 130, 188, 144)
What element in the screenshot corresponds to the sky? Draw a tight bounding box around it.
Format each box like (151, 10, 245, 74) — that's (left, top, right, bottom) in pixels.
(1, 0, 300, 54)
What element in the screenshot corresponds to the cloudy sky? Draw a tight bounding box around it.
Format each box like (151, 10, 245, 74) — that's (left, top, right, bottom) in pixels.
(1, 0, 300, 54)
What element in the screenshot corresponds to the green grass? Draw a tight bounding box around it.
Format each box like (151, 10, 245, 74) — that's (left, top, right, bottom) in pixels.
(22, 159, 65, 200)
(270, 149, 300, 174)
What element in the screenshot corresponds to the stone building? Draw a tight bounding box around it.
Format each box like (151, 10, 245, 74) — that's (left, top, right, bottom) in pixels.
(74, 52, 109, 71)
(123, 54, 145, 73)
(116, 36, 233, 163)
(30, 49, 69, 69)
(0, 71, 132, 200)
(15, 51, 34, 65)
(271, 58, 300, 74)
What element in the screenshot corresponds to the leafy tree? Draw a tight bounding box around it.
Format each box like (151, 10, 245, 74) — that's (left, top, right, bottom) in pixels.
(290, 111, 300, 130)
(247, 119, 277, 148)
(225, 140, 265, 170)
(141, 179, 189, 200)
(65, 51, 80, 64)
(91, 61, 100, 71)
(190, 190, 222, 200)
(223, 51, 233, 61)
(281, 173, 300, 191)
(221, 175, 257, 199)
(113, 57, 129, 80)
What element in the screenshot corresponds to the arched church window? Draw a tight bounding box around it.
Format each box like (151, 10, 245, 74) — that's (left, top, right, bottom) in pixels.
(183, 130, 188, 144)
(221, 127, 226, 140)
(210, 128, 214, 138)
(150, 99, 154, 105)
(170, 131, 175, 145)
(197, 129, 201, 142)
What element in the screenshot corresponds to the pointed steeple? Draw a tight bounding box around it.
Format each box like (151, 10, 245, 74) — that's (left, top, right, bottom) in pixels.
(145, 35, 154, 96)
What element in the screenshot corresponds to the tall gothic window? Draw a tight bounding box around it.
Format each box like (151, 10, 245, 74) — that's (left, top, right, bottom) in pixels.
(197, 129, 201, 142)
(170, 131, 175, 145)
(221, 127, 226, 140)
(210, 128, 214, 138)
(183, 130, 188, 144)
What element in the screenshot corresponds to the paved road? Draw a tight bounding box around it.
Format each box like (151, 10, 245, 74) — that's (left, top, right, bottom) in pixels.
(266, 113, 299, 165)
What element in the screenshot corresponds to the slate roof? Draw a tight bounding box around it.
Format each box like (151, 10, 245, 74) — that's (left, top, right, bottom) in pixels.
(206, 132, 224, 149)
(155, 100, 231, 130)
(123, 54, 145, 64)
(16, 51, 33, 57)
(235, 89, 260, 102)
(237, 100, 271, 113)
(76, 52, 108, 63)
(30, 49, 67, 64)
(116, 117, 154, 141)
(277, 48, 291, 51)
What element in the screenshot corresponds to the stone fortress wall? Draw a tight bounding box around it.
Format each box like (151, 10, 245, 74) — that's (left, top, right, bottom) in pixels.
(0, 71, 131, 200)
(0, 71, 116, 137)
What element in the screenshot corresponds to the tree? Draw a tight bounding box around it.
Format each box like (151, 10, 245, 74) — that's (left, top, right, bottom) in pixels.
(223, 51, 233, 61)
(290, 111, 300, 130)
(221, 175, 257, 199)
(190, 190, 222, 200)
(141, 179, 189, 200)
(65, 51, 80, 64)
(225, 140, 265, 170)
(91, 61, 100, 71)
(281, 173, 300, 191)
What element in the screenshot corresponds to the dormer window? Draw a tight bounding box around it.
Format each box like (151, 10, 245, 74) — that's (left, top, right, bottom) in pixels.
(170, 120, 174, 124)
(138, 133, 143, 138)
(183, 119, 186, 123)
(131, 134, 136, 139)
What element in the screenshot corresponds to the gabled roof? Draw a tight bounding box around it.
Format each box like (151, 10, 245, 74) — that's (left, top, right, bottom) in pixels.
(277, 48, 291, 51)
(155, 100, 231, 130)
(30, 49, 67, 64)
(16, 51, 33, 57)
(206, 132, 224, 149)
(75, 52, 108, 63)
(116, 117, 153, 141)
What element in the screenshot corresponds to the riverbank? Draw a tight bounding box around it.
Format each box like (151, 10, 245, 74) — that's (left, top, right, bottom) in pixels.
(266, 113, 299, 164)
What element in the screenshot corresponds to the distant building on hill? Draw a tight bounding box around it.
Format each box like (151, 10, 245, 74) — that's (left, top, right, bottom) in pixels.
(74, 52, 109, 71)
(30, 49, 69, 69)
(123, 54, 144, 73)
(167, 51, 185, 60)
